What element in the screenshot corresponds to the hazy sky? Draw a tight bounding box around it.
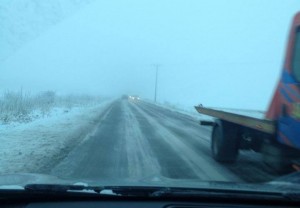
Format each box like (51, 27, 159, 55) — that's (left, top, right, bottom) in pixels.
(1, 0, 300, 110)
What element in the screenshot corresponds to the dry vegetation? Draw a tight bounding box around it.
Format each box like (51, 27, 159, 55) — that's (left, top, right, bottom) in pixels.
(0, 90, 101, 124)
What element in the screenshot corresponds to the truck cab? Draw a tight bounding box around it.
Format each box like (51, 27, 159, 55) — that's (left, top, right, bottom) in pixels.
(195, 12, 300, 173)
(266, 13, 300, 150)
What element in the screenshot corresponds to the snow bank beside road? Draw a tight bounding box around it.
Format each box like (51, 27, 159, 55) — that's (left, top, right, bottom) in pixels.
(0, 99, 114, 175)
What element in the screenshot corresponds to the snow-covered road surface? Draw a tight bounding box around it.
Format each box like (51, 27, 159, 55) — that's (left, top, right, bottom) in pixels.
(50, 100, 280, 183)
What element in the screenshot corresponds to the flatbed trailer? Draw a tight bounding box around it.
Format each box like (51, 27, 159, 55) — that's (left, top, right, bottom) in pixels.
(195, 106, 275, 134)
(195, 12, 300, 173)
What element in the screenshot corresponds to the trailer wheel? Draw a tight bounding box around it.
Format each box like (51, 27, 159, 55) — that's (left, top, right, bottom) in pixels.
(211, 120, 239, 163)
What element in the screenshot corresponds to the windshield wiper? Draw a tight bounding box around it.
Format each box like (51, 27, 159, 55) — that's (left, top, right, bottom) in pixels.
(22, 184, 300, 202)
(24, 184, 164, 196)
(109, 186, 300, 202)
(24, 184, 208, 197)
(25, 184, 104, 194)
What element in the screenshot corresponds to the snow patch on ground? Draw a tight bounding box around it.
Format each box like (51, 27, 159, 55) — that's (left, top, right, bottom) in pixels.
(0, 99, 114, 174)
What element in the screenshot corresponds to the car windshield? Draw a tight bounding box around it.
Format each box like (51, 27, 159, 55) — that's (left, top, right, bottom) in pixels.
(1, 0, 300, 193)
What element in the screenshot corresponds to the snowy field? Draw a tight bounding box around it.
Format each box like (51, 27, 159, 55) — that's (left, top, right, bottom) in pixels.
(0, 99, 114, 174)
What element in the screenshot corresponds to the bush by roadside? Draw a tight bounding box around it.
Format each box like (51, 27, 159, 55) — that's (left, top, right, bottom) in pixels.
(0, 90, 102, 124)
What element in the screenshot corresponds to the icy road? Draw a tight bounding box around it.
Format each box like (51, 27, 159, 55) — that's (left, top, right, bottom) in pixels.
(50, 100, 280, 183)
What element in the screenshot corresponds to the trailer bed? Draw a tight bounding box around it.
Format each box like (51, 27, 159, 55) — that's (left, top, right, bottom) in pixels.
(195, 106, 276, 134)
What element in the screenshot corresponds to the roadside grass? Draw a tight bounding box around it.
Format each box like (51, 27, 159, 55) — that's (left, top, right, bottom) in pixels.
(0, 90, 102, 124)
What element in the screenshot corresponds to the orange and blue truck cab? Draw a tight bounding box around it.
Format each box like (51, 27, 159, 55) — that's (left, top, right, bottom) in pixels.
(266, 12, 300, 149)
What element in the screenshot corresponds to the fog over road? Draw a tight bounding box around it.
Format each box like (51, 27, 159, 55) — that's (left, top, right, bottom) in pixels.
(51, 99, 280, 183)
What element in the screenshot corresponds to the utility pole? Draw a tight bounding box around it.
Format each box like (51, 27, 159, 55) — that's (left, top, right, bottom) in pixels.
(152, 64, 161, 103)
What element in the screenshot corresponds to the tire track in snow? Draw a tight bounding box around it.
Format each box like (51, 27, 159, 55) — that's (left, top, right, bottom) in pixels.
(120, 101, 161, 179)
(137, 102, 211, 145)
(130, 102, 240, 182)
(136, 102, 213, 161)
(51, 100, 161, 181)
(51, 101, 119, 179)
(142, 101, 212, 135)
(138, 102, 278, 183)
(128, 104, 200, 179)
